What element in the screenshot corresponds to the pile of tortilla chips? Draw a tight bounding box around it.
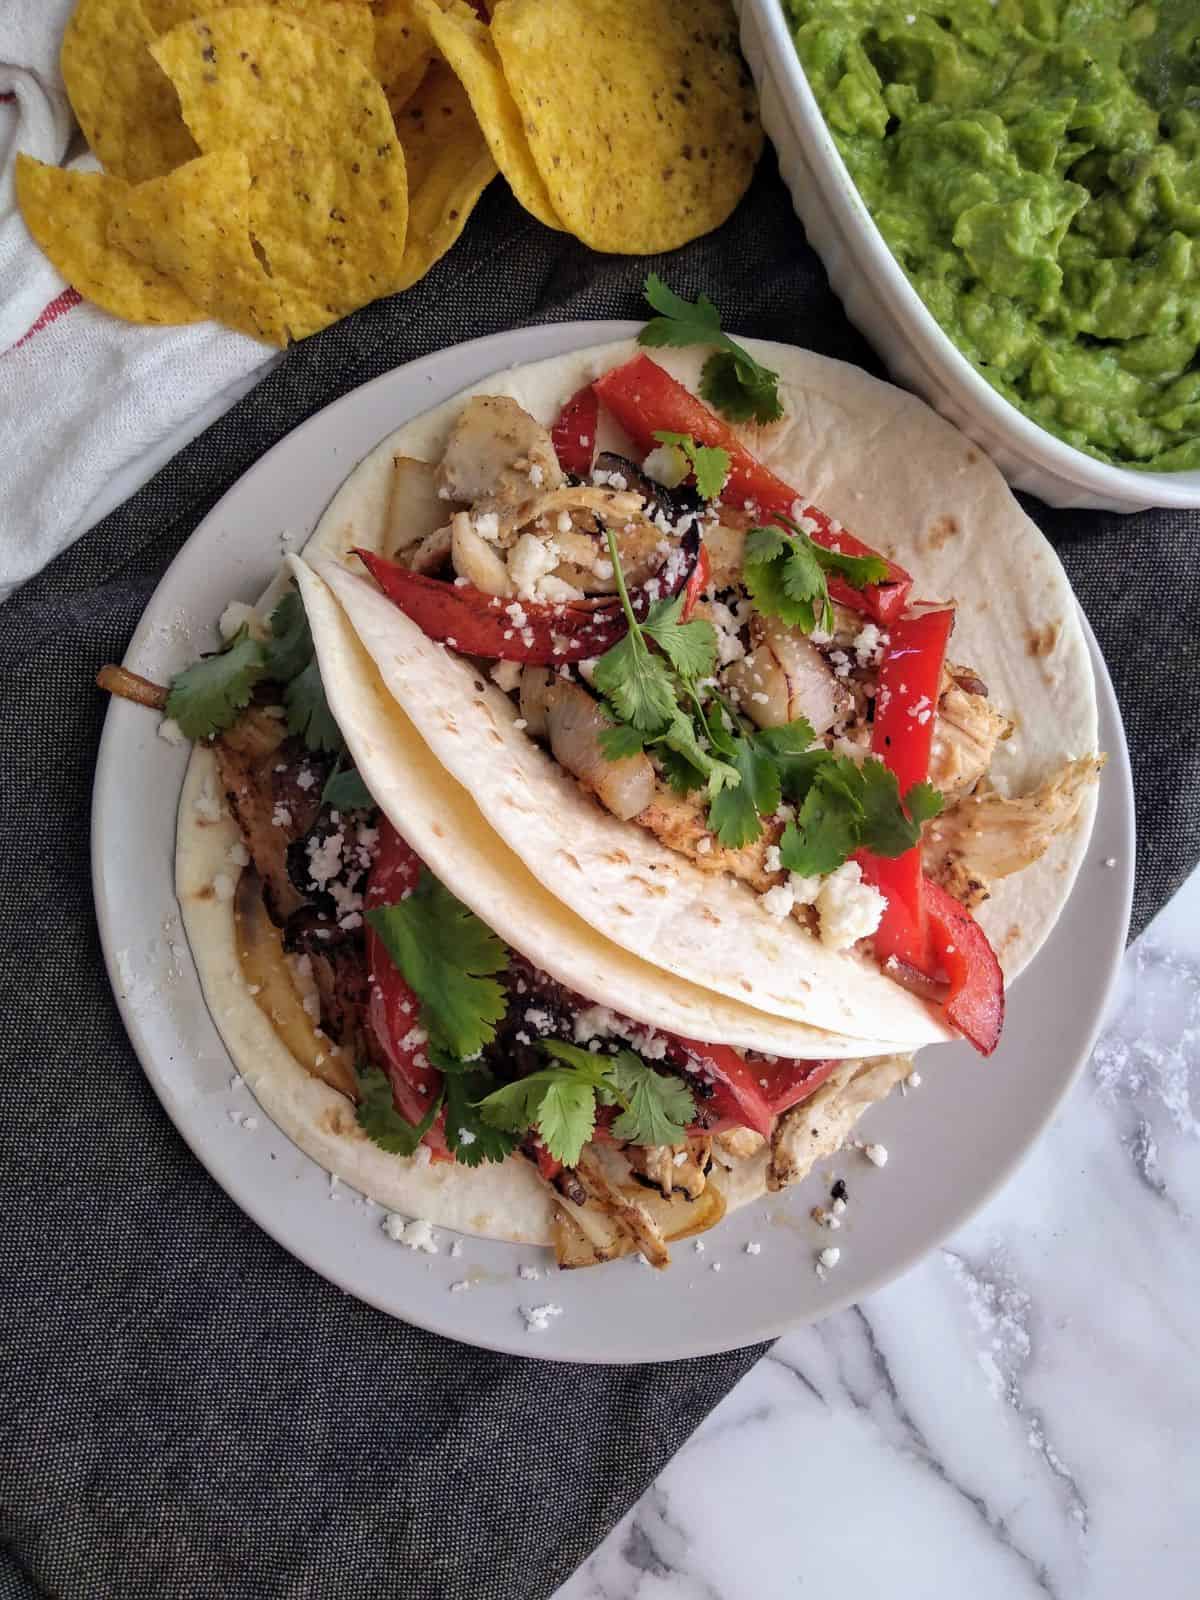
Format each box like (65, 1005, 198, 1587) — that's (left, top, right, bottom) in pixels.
(18, 0, 760, 346)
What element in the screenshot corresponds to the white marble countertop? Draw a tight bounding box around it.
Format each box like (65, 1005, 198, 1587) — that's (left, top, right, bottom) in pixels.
(556, 867, 1200, 1600)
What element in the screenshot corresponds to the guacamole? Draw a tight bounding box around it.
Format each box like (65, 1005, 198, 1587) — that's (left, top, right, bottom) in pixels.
(786, 0, 1200, 471)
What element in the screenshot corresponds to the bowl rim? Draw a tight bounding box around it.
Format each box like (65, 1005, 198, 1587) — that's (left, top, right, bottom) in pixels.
(743, 0, 1200, 510)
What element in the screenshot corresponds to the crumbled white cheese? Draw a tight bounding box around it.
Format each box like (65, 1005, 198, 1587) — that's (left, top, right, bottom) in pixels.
(449, 1239, 464, 1258)
(271, 802, 292, 829)
(518, 1264, 541, 1281)
(242, 1117, 258, 1132)
(760, 883, 795, 920)
(1103, 857, 1117, 869)
(227, 841, 250, 868)
(573, 1004, 618, 1044)
(815, 1246, 841, 1278)
(218, 601, 260, 642)
(508, 532, 560, 598)
(473, 510, 500, 542)
(537, 574, 584, 603)
(695, 835, 713, 855)
(211, 872, 236, 903)
(529, 462, 545, 488)
(382, 1215, 438, 1253)
(457, 1128, 477, 1147)
(193, 774, 223, 822)
(764, 844, 783, 874)
(709, 599, 747, 666)
(854, 622, 885, 667)
(906, 1070, 922, 1089)
(788, 872, 822, 906)
(816, 861, 886, 950)
(831, 1196, 847, 1217)
(157, 716, 186, 746)
(556, 511, 573, 535)
(306, 829, 344, 888)
(522, 1302, 564, 1333)
(693, 1239, 706, 1253)
(744, 1241, 762, 1256)
(490, 658, 522, 693)
(450, 1281, 472, 1294)
(862, 1142, 889, 1168)
(642, 443, 688, 488)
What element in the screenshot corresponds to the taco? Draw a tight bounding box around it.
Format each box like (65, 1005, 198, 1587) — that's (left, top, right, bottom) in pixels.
(100, 314, 1101, 1270)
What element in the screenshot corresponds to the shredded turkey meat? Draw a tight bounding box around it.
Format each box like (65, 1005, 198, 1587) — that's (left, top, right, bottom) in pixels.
(923, 755, 1103, 909)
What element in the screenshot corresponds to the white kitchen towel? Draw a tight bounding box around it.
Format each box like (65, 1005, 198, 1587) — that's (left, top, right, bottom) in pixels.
(0, 1, 274, 600)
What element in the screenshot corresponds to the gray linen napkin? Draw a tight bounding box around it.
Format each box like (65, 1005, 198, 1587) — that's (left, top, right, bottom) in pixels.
(0, 157, 1194, 1600)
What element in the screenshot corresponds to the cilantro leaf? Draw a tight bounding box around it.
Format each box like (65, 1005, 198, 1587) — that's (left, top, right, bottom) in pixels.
(640, 591, 718, 680)
(321, 763, 375, 812)
(652, 430, 729, 501)
(661, 708, 740, 799)
(742, 524, 832, 635)
(598, 719, 648, 761)
(475, 1068, 599, 1168)
(657, 744, 708, 796)
(639, 275, 784, 426)
(701, 349, 785, 426)
(906, 781, 945, 827)
(164, 627, 267, 740)
(856, 763, 944, 858)
(536, 1038, 617, 1082)
(355, 1064, 441, 1157)
(591, 631, 678, 733)
(365, 870, 509, 1059)
(707, 733, 780, 848)
(443, 1068, 519, 1166)
(779, 787, 860, 877)
(285, 657, 344, 754)
(261, 589, 313, 683)
(606, 1051, 696, 1146)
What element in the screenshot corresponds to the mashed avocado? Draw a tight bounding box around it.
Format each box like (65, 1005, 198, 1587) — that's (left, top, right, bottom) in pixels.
(787, 0, 1200, 471)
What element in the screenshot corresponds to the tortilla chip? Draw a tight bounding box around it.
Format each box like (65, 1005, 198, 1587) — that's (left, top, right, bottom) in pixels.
(371, 0, 435, 118)
(107, 151, 288, 345)
(152, 10, 409, 339)
(491, 0, 762, 253)
(413, 0, 561, 231)
(144, 0, 376, 61)
(393, 61, 496, 289)
(15, 156, 204, 326)
(61, 0, 198, 181)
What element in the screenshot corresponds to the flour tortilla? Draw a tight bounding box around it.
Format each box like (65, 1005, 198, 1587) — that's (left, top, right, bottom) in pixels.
(305, 339, 1097, 1036)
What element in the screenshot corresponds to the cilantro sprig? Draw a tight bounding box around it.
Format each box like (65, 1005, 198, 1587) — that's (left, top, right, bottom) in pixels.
(476, 1040, 696, 1168)
(364, 870, 509, 1061)
(651, 430, 730, 501)
(743, 520, 890, 637)
(639, 275, 784, 426)
(356, 1064, 441, 1157)
(164, 586, 344, 752)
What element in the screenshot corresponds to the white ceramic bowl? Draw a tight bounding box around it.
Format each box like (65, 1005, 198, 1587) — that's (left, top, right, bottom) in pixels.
(737, 0, 1200, 513)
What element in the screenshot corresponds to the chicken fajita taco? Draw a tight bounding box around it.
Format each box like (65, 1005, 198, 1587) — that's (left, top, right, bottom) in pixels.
(101, 292, 1102, 1268)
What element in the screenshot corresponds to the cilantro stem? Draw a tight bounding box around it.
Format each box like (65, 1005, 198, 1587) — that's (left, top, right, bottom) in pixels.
(605, 527, 644, 643)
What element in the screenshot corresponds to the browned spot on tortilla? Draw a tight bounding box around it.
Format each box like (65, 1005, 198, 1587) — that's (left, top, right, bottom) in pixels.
(967, 449, 980, 464)
(1001, 923, 1023, 952)
(561, 851, 582, 870)
(700, 907, 722, 925)
(431, 822, 445, 837)
(926, 514, 959, 550)
(488, 730, 504, 745)
(195, 885, 215, 900)
(320, 1105, 357, 1138)
(740, 980, 754, 993)
(616, 904, 633, 916)
(631, 875, 668, 898)
(605, 849, 631, 865)
(1026, 621, 1060, 658)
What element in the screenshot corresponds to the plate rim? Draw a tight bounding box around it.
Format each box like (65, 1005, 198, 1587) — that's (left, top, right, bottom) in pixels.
(91, 320, 1135, 1363)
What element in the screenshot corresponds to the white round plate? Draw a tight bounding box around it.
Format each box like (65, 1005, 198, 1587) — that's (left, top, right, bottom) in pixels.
(92, 321, 1134, 1363)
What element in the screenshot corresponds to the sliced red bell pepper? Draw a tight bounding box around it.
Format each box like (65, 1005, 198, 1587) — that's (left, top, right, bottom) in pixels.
(755, 1057, 837, 1117)
(665, 1036, 775, 1139)
(857, 607, 956, 971)
(551, 384, 599, 478)
(355, 540, 699, 665)
(592, 353, 911, 624)
(923, 878, 1005, 1056)
(364, 820, 450, 1158)
(682, 541, 710, 621)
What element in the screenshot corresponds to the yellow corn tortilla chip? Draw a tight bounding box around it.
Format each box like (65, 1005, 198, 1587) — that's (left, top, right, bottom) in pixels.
(152, 10, 409, 339)
(144, 0, 375, 61)
(393, 61, 496, 289)
(107, 151, 288, 345)
(413, 0, 561, 231)
(15, 156, 204, 326)
(371, 0, 435, 118)
(61, 0, 198, 182)
(492, 0, 762, 253)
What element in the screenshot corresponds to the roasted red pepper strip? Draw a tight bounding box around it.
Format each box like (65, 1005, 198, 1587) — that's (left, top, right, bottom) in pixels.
(551, 383, 599, 478)
(857, 607, 956, 971)
(756, 1057, 837, 1117)
(923, 878, 1005, 1056)
(682, 541, 710, 621)
(593, 353, 911, 624)
(355, 540, 698, 664)
(364, 820, 451, 1159)
(665, 1037, 776, 1139)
